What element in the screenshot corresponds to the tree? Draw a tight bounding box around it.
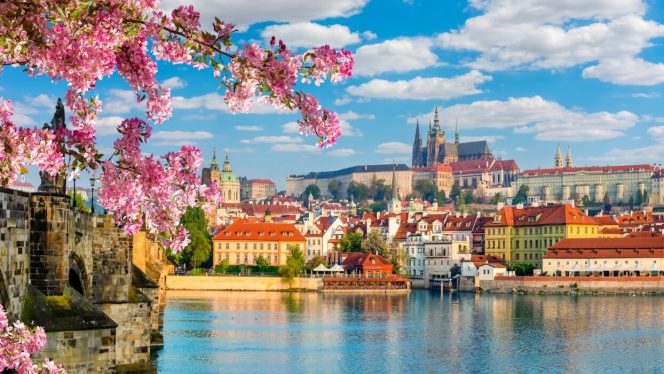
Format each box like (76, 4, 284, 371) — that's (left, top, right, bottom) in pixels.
(369, 201, 387, 213)
(0, 2, 353, 253)
(450, 264, 461, 277)
(490, 193, 504, 205)
(306, 255, 328, 271)
(581, 195, 591, 207)
(327, 179, 343, 200)
(450, 183, 461, 201)
(413, 179, 436, 203)
(347, 181, 369, 201)
(436, 190, 447, 205)
(255, 255, 270, 275)
(464, 190, 474, 205)
(279, 245, 306, 284)
(214, 259, 230, 274)
(66, 191, 91, 213)
(362, 230, 388, 257)
(340, 231, 363, 252)
(509, 263, 536, 276)
(629, 194, 635, 209)
(178, 207, 212, 268)
(512, 185, 529, 205)
(371, 179, 391, 201)
(302, 184, 321, 200)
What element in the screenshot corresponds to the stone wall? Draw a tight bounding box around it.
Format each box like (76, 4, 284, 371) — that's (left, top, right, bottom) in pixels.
(0, 188, 31, 318)
(481, 276, 664, 294)
(101, 300, 151, 366)
(91, 215, 132, 303)
(166, 276, 322, 291)
(35, 328, 117, 373)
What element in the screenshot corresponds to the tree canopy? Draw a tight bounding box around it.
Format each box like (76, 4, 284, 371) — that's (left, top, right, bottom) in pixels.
(512, 185, 529, 204)
(279, 245, 306, 284)
(413, 179, 437, 203)
(347, 181, 370, 201)
(361, 230, 388, 258)
(340, 231, 363, 252)
(327, 179, 343, 200)
(303, 184, 321, 200)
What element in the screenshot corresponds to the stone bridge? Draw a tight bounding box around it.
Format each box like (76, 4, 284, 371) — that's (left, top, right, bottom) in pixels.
(0, 187, 165, 372)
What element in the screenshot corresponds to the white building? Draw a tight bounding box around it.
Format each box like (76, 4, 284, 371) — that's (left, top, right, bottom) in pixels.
(478, 263, 507, 280)
(423, 234, 471, 288)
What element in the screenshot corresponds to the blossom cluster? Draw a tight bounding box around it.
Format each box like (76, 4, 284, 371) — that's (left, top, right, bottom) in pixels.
(0, 1, 353, 251)
(0, 305, 65, 373)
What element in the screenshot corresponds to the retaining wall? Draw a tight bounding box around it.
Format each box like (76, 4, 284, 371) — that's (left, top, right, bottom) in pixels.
(481, 276, 664, 294)
(166, 276, 322, 291)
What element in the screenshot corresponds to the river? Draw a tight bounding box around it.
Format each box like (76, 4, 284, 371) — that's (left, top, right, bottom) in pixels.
(152, 290, 664, 373)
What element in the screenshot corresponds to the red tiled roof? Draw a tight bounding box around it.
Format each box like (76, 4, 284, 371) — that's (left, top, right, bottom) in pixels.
(212, 220, 306, 242)
(450, 158, 494, 174)
(487, 204, 597, 227)
(490, 159, 519, 171)
(411, 164, 453, 172)
(248, 179, 275, 184)
(522, 164, 657, 176)
(546, 233, 664, 259)
(592, 215, 617, 225)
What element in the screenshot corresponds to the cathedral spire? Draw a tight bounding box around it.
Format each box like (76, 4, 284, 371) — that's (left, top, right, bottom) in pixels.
(454, 119, 459, 145)
(210, 147, 219, 170)
(412, 119, 423, 167)
(554, 144, 563, 168)
(565, 145, 574, 168)
(432, 106, 441, 133)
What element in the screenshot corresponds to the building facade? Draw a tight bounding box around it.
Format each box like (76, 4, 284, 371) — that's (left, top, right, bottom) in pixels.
(242, 179, 277, 201)
(211, 220, 306, 268)
(515, 147, 657, 205)
(411, 164, 454, 195)
(202, 150, 241, 204)
(286, 164, 412, 198)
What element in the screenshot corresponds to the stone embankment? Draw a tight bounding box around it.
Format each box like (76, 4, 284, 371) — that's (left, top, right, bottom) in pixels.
(166, 276, 322, 291)
(480, 276, 664, 295)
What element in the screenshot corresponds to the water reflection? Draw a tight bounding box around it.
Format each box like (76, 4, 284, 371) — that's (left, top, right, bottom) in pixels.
(154, 291, 664, 373)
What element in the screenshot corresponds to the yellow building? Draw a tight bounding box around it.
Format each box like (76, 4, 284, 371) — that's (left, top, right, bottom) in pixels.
(211, 220, 306, 267)
(485, 204, 600, 268)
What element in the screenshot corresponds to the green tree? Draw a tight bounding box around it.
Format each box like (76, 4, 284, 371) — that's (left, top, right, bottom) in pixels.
(214, 259, 230, 274)
(177, 206, 212, 269)
(436, 190, 447, 205)
(362, 230, 388, 257)
(450, 264, 461, 277)
(512, 185, 529, 205)
(347, 181, 369, 201)
(327, 179, 343, 200)
(306, 255, 328, 271)
(581, 195, 591, 207)
(279, 245, 306, 285)
(302, 184, 321, 200)
(255, 255, 270, 275)
(371, 179, 391, 201)
(369, 201, 386, 213)
(508, 263, 535, 276)
(490, 193, 504, 205)
(464, 190, 474, 205)
(629, 194, 635, 209)
(450, 183, 461, 201)
(413, 179, 436, 203)
(340, 231, 363, 252)
(66, 191, 91, 213)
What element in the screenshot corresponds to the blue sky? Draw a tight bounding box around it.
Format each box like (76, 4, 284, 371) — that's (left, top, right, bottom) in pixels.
(5, 0, 664, 190)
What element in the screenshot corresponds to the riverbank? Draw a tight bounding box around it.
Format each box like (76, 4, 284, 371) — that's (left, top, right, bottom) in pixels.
(166, 275, 322, 291)
(481, 276, 664, 295)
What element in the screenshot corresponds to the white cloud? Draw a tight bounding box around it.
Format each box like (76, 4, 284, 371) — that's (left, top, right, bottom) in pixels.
(272, 143, 321, 153)
(161, 77, 187, 89)
(152, 131, 214, 146)
(407, 96, 638, 141)
(26, 94, 57, 108)
(334, 96, 353, 106)
(590, 125, 664, 162)
(339, 111, 375, 120)
(282, 120, 361, 136)
(181, 113, 217, 121)
(632, 92, 661, 99)
(436, 0, 664, 85)
(234, 125, 264, 131)
(282, 121, 300, 134)
(327, 148, 356, 156)
(12, 102, 38, 126)
(104, 89, 143, 114)
(461, 135, 504, 143)
(95, 116, 124, 136)
(353, 37, 441, 76)
(160, 0, 368, 31)
(375, 142, 412, 154)
(261, 22, 361, 48)
(172, 92, 290, 114)
(362, 31, 377, 40)
(241, 136, 302, 144)
(346, 71, 492, 100)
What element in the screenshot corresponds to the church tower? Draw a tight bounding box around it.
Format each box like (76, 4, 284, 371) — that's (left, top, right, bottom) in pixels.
(412, 119, 423, 167)
(554, 144, 563, 168)
(389, 164, 401, 213)
(565, 145, 574, 168)
(454, 119, 460, 146)
(426, 106, 446, 166)
(210, 148, 220, 182)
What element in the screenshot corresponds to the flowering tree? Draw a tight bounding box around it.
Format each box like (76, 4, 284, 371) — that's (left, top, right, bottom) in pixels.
(0, 1, 353, 251)
(0, 305, 64, 373)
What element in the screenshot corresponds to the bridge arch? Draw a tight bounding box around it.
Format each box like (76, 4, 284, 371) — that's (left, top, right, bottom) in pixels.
(68, 252, 90, 298)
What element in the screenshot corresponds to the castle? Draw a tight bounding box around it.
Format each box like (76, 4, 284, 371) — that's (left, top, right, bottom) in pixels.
(411, 107, 492, 167)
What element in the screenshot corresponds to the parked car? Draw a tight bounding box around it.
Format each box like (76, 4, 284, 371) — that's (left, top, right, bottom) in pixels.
(175, 267, 186, 275)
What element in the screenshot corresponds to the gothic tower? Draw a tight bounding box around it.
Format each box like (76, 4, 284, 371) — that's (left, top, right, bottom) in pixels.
(554, 144, 563, 168)
(454, 119, 460, 146)
(565, 145, 574, 168)
(426, 106, 446, 166)
(412, 119, 423, 167)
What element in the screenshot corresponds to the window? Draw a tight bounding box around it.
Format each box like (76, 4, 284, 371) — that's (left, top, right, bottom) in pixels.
(225, 243, 230, 250)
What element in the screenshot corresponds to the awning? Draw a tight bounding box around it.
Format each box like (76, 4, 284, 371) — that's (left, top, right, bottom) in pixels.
(313, 264, 330, 272)
(330, 264, 345, 272)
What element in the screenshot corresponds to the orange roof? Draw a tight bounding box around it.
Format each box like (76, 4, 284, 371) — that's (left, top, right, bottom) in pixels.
(490, 159, 519, 171)
(546, 233, 664, 259)
(213, 220, 306, 242)
(450, 158, 495, 174)
(487, 204, 597, 227)
(592, 215, 617, 225)
(522, 164, 657, 176)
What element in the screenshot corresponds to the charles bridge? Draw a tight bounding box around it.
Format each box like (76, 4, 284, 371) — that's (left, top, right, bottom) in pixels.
(0, 186, 168, 372)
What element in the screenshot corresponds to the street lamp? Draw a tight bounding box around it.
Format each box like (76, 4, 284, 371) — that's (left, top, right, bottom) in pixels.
(90, 177, 97, 214)
(71, 173, 77, 208)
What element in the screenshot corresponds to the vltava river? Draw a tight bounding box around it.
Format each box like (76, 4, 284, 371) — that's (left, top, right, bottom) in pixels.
(152, 290, 664, 373)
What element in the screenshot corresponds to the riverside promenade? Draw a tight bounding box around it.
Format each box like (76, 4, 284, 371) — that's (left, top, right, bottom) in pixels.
(481, 276, 664, 295)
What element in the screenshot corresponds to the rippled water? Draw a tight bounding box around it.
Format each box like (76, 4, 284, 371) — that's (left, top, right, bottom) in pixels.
(152, 290, 664, 373)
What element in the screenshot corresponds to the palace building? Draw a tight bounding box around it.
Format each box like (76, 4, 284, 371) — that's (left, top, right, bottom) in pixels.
(412, 107, 492, 167)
